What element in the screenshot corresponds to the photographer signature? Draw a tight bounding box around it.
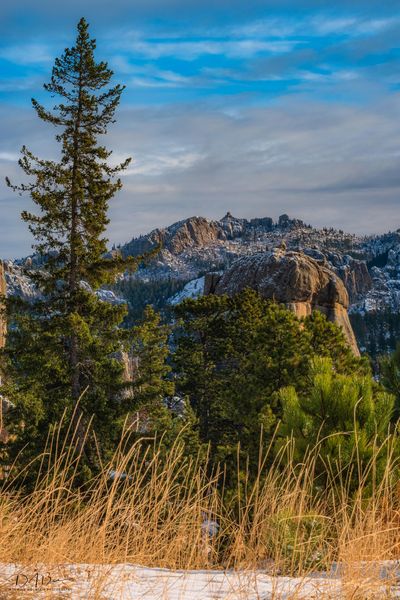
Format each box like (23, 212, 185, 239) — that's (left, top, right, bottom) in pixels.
(14, 571, 63, 589)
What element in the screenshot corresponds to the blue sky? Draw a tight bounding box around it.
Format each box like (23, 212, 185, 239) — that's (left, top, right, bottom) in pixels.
(1, 0, 400, 257)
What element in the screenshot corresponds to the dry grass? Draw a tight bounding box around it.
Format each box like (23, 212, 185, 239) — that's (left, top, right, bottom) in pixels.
(0, 421, 399, 598)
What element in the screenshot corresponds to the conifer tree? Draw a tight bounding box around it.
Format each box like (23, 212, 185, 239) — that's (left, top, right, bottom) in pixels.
(129, 305, 174, 421)
(278, 357, 397, 490)
(304, 311, 369, 376)
(127, 305, 202, 460)
(173, 290, 370, 488)
(380, 342, 400, 421)
(173, 290, 309, 483)
(3, 18, 139, 478)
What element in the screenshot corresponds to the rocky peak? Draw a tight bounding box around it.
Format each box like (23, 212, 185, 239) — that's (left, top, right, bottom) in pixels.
(3, 212, 400, 356)
(167, 216, 222, 253)
(122, 216, 224, 257)
(219, 212, 247, 239)
(278, 214, 306, 230)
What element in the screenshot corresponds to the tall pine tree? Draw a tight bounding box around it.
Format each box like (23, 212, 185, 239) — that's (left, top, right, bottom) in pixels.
(3, 18, 139, 480)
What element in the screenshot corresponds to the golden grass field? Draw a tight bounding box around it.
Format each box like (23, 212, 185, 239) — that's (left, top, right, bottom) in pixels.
(0, 420, 400, 598)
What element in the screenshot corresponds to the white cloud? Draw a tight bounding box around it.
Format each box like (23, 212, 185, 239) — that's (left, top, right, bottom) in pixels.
(0, 43, 53, 65)
(125, 151, 204, 176)
(109, 58, 195, 87)
(310, 15, 399, 36)
(3, 93, 400, 257)
(116, 37, 298, 60)
(0, 151, 19, 162)
(297, 70, 358, 82)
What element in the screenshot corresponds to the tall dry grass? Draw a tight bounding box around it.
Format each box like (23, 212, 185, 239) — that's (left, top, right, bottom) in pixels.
(0, 419, 400, 597)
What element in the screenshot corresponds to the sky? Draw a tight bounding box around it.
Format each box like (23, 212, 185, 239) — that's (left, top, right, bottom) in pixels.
(1, 0, 400, 257)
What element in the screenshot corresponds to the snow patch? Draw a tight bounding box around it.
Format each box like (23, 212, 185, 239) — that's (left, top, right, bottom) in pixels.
(168, 276, 205, 305)
(0, 563, 348, 599)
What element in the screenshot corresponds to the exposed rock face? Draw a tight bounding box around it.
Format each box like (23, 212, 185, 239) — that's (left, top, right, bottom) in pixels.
(0, 262, 6, 349)
(122, 216, 224, 257)
(122, 213, 306, 259)
(204, 272, 222, 296)
(210, 249, 360, 356)
(165, 217, 222, 253)
(4, 213, 400, 357)
(335, 259, 372, 304)
(302, 250, 373, 304)
(3, 260, 38, 302)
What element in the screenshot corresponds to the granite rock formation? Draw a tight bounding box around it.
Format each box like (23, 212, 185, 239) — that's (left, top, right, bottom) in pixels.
(122, 216, 224, 257)
(206, 249, 360, 355)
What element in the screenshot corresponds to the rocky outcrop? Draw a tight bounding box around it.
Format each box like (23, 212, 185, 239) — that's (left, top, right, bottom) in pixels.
(122, 213, 295, 258)
(278, 214, 306, 229)
(166, 217, 222, 253)
(4, 213, 400, 356)
(122, 216, 224, 257)
(210, 249, 360, 355)
(335, 259, 372, 304)
(204, 272, 222, 296)
(3, 260, 38, 303)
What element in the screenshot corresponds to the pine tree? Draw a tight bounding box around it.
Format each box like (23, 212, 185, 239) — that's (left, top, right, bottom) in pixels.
(304, 311, 369, 376)
(173, 290, 370, 489)
(125, 305, 202, 461)
(173, 290, 307, 484)
(129, 305, 174, 422)
(380, 342, 400, 421)
(3, 19, 139, 480)
(278, 357, 396, 490)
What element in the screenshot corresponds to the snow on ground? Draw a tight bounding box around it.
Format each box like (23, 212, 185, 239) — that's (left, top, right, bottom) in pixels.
(0, 563, 341, 599)
(1, 562, 399, 599)
(168, 276, 205, 305)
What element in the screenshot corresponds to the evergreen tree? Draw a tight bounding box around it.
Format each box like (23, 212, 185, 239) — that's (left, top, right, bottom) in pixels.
(113, 276, 190, 325)
(278, 357, 396, 490)
(380, 342, 400, 421)
(128, 305, 174, 421)
(304, 311, 369, 376)
(126, 305, 202, 460)
(173, 289, 369, 488)
(3, 19, 139, 479)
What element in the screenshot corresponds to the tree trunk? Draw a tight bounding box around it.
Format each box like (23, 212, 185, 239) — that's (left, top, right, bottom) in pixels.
(69, 55, 85, 450)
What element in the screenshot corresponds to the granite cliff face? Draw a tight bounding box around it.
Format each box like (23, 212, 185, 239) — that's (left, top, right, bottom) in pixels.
(122, 216, 223, 256)
(121, 213, 275, 259)
(2, 260, 38, 303)
(206, 249, 360, 355)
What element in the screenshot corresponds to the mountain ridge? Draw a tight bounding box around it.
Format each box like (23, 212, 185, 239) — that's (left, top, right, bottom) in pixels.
(3, 212, 400, 357)
(116, 212, 399, 314)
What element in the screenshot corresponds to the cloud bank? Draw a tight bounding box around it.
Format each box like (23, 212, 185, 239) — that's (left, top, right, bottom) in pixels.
(0, 2, 399, 257)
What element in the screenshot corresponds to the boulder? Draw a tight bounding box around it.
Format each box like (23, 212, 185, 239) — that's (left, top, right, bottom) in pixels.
(211, 249, 360, 355)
